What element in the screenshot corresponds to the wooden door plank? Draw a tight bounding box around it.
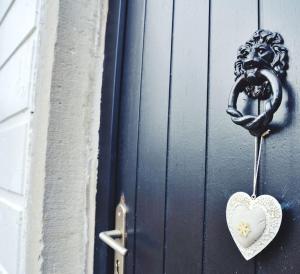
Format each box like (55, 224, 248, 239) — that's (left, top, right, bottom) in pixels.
(134, 1, 174, 273)
(203, 0, 258, 273)
(116, 1, 147, 273)
(163, 0, 209, 273)
(257, 1, 300, 272)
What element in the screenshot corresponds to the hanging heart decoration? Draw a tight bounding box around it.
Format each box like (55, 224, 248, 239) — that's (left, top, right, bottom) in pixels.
(226, 192, 282, 260)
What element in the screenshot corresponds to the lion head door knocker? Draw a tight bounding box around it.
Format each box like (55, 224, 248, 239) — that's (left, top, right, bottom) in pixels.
(227, 29, 288, 136)
(225, 30, 288, 260)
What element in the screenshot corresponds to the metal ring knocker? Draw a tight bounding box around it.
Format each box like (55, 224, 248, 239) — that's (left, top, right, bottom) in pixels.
(226, 29, 288, 136)
(227, 69, 282, 136)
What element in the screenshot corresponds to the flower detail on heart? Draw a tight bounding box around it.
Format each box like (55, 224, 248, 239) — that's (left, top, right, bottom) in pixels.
(237, 222, 251, 237)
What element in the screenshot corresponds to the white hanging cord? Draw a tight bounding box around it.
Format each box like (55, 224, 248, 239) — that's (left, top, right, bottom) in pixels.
(251, 130, 270, 199)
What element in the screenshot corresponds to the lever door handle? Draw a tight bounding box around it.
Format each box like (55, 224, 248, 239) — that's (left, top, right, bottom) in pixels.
(99, 229, 127, 256)
(99, 196, 127, 274)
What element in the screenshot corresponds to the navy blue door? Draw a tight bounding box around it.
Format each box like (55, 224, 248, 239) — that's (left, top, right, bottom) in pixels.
(94, 1, 300, 273)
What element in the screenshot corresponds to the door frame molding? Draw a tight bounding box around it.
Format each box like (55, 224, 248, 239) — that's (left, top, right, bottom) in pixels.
(93, 0, 127, 273)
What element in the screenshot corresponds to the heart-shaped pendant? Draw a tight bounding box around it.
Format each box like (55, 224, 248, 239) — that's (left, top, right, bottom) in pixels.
(226, 192, 282, 260)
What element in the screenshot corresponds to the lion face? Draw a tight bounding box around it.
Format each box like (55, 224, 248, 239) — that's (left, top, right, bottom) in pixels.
(234, 29, 288, 98)
(239, 44, 274, 70)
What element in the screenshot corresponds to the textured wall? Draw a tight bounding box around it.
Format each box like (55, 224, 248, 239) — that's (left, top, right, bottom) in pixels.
(0, 0, 107, 273)
(25, 0, 108, 273)
(0, 0, 39, 273)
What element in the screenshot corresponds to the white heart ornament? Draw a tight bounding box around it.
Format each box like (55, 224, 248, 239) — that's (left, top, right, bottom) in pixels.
(226, 192, 282, 260)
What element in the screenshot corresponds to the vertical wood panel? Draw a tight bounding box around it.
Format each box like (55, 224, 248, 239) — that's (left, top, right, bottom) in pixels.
(116, 1, 147, 274)
(134, 1, 173, 273)
(203, 0, 258, 273)
(164, 0, 209, 273)
(258, 1, 300, 272)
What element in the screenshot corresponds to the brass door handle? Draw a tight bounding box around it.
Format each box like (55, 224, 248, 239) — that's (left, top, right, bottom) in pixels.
(99, 196, 127, 274)
(99, 229, 127, 256)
